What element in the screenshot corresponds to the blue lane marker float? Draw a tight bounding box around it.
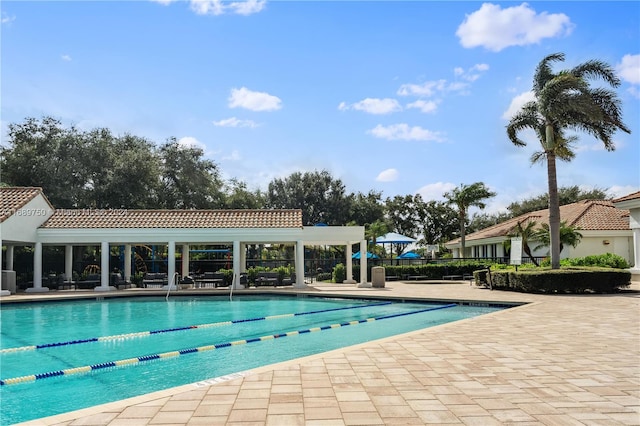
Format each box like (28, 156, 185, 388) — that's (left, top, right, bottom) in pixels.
(0, 303, 457, 386)
(0, 301, 393, 354)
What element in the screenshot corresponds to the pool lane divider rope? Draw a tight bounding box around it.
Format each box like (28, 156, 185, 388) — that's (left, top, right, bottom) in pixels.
(0, 302, 393, 354)
(0, 303, 457, 386)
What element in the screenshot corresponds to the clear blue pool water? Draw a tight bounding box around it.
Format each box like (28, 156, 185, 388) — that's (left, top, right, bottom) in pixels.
(0, 295, 506, 424)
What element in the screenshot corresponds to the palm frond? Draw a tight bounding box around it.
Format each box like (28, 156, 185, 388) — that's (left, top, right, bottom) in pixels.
(570, 59, 621, 87)
(533, 53, 565, 94)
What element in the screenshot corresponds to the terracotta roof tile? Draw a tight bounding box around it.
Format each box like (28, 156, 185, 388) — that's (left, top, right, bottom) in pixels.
(450, 200, 629, 244)
(0, 187, 49, 223)
(612, 191, 640, 203)
(40, 209, 303, 229)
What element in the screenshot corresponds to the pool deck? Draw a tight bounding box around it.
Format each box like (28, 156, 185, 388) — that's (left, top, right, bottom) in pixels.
(8, 280, 640, 426)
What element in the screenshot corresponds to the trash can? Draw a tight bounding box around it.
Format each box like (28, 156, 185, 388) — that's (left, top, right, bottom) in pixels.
(371, 266, 385, 288)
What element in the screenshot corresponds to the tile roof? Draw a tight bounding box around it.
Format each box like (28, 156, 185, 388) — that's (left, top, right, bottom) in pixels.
(450, 200, 630, 244)
(612, 191, 640, 203)
(40, 208, 303, 229)
(0, 187, 51, 223)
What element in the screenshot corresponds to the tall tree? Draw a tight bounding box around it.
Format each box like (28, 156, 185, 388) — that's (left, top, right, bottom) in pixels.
(158, 138, 224, 209)
(507, 185, 608, 217)
(349, 190, 385, 226)
(507, 53, 630, 268)
(222, 178, 265, 209)
(1, 116, 87, 207)
(418, 200, 458, 246)
(384, 195, 424, 236)
(82, 130, 161, 208)
(266, 170, 352, 225)
(444, 182, 496, 258)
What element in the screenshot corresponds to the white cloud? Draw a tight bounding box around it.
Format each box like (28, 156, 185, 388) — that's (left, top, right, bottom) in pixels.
(608, 185, 640, 199)
(1, 12, 15, 24)
(226, 0, 266, 15)
(458, 63, 490, 82)
(149, 0, 177, 5)
(212, 117, 260, 128)
(189, 0, 266, 16)
(397, 80, 447, 97)
(178, 136, 207, 151)
(228, 87, 282, 112)
(397, 68, 483, 98)
(376, 168, 399, 182)
(456, 3, 574, 52)
(338, 98, 402, 115)
(617, 54, 640, 85)
(502, 91, 535, 120)
(415, 182, 457, 201)
(222, 149, 242, 161)
(61, 54, 72, 62)
(368, 123, 444, 142)
(406, 99, 438, 114)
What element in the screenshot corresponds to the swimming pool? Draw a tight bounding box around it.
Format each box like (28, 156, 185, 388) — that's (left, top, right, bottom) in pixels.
(0, 295, 507, 424)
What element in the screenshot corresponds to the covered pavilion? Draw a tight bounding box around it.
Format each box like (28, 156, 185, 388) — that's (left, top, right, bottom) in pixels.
(0, 187, 366, 294)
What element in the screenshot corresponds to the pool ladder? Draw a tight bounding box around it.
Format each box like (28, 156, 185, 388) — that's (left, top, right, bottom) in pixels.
(229, 273, 235, 301)
(165, 272, 180, 301)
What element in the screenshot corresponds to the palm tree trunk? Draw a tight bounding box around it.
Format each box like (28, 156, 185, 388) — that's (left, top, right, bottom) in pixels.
(546, 152, 561, 269)
(523, 244, 540, 267)
(459, 210, 466, 259)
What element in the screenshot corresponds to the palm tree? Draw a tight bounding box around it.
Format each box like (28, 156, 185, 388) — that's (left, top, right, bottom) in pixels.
(507, 53, 630, 269)
(506, 220, 540, 266)
(444, 182, 496, 258)
(365, 219, 388, 256)
(532, 221, 583, 254)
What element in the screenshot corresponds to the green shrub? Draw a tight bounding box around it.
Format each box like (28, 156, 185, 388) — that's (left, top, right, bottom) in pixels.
(132, 272, 144, 287)
(246, 266, 265, 285)
(316, 272, 332, 282)
(333, 263, 346, 283)
(489, 267, 630, 294)
(542, 253, 630, 269)
(216, 268, 234, 285)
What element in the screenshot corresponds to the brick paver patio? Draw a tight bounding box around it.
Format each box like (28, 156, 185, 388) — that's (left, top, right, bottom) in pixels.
(10, 280, 640, 425)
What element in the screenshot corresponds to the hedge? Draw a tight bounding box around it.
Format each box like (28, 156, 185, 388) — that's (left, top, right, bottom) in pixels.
(350, 261, 491, 282)
(476, 267, 630, 294)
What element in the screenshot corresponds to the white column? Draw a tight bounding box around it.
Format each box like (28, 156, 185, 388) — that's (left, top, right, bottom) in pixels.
(26, 242, 49, 293)
(357, 239, 370, 287)
(65, 245, 73, 281)
(232, 240, 242, 288)
(295, 240, 306, 288)
(6, 245, 14, 270)
(240, 243, 247, 272)
(124, 244, 132, 283)
(95, 241, 115, 292)
(344, 243, 356, 284)
(181, 244, 190, 278)
(632, 229, 640, 271)
(165, 241, 176, 289)
(0, 240, 8, 296)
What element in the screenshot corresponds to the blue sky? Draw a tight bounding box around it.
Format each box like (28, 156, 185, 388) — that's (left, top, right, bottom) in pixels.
(2, 1, 639, 214)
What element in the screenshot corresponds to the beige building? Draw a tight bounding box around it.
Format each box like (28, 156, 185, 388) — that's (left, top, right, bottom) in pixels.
(445, 197, 636, 275)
